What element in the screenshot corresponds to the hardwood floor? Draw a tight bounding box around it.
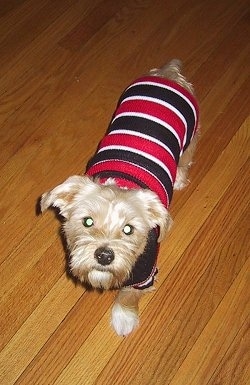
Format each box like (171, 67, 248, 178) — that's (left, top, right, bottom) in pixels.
(0, 1, 249, 384)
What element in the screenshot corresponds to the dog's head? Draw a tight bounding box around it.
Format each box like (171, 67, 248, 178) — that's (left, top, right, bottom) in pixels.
(41, 175, 172, 289)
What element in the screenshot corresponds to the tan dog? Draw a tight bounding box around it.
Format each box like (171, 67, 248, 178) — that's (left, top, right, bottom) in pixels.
(41, 59, 199, 336)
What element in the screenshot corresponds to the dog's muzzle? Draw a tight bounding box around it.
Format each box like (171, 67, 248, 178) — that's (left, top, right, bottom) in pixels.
(94, 247, 115, 266)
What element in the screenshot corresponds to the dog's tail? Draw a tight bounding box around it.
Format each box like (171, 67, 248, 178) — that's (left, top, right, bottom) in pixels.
(150, 59, 182, 76)
(150, 59, 194, 93)
(162, 58, 183, 73)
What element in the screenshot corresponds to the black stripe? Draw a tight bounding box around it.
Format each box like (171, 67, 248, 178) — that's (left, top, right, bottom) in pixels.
(86, 149, 173, 202)
(107, 115, 181, 163)
(120, 83, 195, 144)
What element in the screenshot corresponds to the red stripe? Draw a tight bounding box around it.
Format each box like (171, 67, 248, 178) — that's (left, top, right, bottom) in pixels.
(114, 99, 186, 146)
(99, 133, 176, 180)
(86, 160, 169, 207)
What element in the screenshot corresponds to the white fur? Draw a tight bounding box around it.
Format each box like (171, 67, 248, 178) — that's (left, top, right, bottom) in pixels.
(88, 270, 114, 289)
(111, 302, 139, 336)
(174, 167, 189, 190)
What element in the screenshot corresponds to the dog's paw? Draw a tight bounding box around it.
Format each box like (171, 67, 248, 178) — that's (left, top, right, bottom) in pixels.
(174, 178, 188, 190)
(174, 167, 189, 190)
(111, 303, 139, 336)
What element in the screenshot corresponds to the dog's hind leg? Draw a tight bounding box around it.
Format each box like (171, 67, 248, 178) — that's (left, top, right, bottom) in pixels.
(174, 132, 199, 190)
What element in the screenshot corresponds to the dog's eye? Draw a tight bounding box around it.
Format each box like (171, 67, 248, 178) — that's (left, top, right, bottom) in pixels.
(82, 217, 94, 227)
(123, 224, 134, 235)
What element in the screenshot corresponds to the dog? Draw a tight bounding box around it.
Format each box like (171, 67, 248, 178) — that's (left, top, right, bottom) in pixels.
(40, 59, 199, 336)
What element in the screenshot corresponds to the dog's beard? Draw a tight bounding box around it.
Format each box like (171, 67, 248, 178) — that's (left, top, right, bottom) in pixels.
(87, 270, 114, 290)
(66, 223, 148, 289)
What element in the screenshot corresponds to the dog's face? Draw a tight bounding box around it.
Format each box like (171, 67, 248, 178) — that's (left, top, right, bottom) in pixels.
(41, 176, 171, 289)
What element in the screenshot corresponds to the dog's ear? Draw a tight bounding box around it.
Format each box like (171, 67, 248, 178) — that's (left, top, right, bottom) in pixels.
(40, 175, 90, 219)
(135, 189, 172, 242)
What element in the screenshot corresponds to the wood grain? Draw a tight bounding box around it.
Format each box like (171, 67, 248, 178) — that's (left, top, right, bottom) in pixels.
(0, 0, 249, 384)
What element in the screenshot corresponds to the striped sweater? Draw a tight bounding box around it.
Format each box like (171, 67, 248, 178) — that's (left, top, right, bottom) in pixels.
(86, 75, 199, 288)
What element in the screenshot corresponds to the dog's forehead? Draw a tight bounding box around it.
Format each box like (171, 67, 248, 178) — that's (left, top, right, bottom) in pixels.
(76, 183, 136, 205)
(71, 186, 137, 216)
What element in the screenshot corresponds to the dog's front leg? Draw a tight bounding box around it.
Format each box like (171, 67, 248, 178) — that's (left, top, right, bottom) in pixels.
(111, 288, 144, 336)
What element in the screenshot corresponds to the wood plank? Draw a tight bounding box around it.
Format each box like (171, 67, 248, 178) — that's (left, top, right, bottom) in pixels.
(117, 0, 248, 83)
(207, 319, 249, 385)
(172, 76, 249, 214)
(0, 277, 84, 384)
(0, 0, 103, 80)
(168, 259, 249, 385)
(0, 0, 188, 163)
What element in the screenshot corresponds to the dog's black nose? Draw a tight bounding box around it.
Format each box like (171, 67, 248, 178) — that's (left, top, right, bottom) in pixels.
(94, 247, 115, 265)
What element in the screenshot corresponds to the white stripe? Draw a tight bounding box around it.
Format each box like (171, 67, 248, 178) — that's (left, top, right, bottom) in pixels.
(121, 95, 188, 128)
(136, 274, 154, 288)
(109, 129, 176, 161)
(120, 94, 188, 148)
(98, 145, 173, 183)
(127, 80, 198, 123)
(112, 112, 182, 148)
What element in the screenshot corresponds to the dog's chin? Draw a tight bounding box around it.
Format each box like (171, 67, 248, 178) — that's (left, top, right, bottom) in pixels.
(87, 270, 116, 290)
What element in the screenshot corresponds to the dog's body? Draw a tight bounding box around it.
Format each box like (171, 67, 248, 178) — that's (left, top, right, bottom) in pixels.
(41, 60, 199, 336)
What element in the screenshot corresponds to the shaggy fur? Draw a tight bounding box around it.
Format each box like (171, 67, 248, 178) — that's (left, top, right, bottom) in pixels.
(41, 59, 199, 336)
